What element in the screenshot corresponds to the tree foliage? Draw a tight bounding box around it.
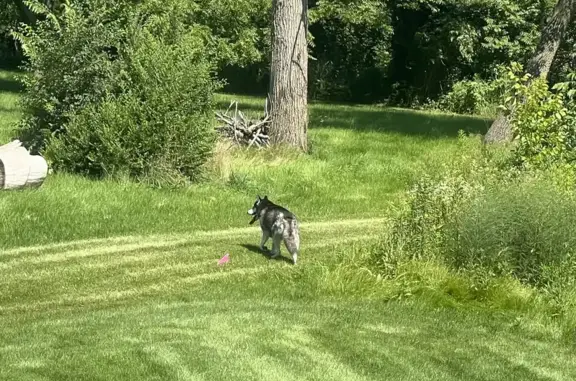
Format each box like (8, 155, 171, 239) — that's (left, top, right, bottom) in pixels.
(219, 0, 559, 104)
(308, 0, 393, 101)
(191, 0, 271, 69)
(3, 0, 575, 109)
(0, 2, 20, 63)
(483, 0, 576, 144)
(384, 0, 548, 105)
(499, 63, 576, 170)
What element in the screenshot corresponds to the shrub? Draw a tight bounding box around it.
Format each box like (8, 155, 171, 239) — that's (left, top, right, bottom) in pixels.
(375, 133, 508, 272)
(369, 92, 576, 338)
(430, 77, 501, 116)
(446, 176, 576, 291)
(375, 147, 576, 300)
(499, 63, 576, 171)
(427, 65, 513, 116)
(371, 152, 576, 344)
(47, 28, 218, 185)
(13, 1, 132, 152)
(13, 0, 221, 185)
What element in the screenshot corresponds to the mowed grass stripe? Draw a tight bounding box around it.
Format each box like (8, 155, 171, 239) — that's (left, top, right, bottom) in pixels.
(1, 247, 208, 280)
(0, 231, 377, 305)
(0, 234, 379, 313)
(4, 298, 576, 381)
(1, 267, 269, 314)
(0, 217, 387, 257)
(1, 233, 375, 281)
(0, 223, 382, 270)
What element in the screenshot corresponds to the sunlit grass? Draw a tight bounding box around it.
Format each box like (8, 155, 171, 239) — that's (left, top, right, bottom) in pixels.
(0, 69, 22, 142)
(1, 70, 574, 381)
(0, 81, 490, 249)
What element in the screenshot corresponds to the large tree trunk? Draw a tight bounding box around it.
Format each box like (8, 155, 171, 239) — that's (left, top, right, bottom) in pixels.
(268, 0, 309, 152)
(13, 0, 37, 25)
(483, 0, 576, 144)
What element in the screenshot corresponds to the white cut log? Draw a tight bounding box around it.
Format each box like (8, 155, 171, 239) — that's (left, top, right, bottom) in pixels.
(0, 146, 31, 189)
(0, 140, 49, 190)
(26, 155, 48, 188)
(0, 140, 22, 153)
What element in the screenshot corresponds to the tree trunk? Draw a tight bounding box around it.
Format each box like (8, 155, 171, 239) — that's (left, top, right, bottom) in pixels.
(483, 0, 576, 144)
(13, 0, 37, 25)
(268, 0, 309, 152)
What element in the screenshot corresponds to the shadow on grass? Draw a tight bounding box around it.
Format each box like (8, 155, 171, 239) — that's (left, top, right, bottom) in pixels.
(240, 243, 294, 264)
(0, 77, 23, 94)
(0, 105, 20, 114)
(305, 303, 575, 381)
(312, 106, 491, 137)
(214, 98, 492, 138)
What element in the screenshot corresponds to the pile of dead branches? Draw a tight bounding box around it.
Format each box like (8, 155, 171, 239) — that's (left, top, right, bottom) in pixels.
(215, 100, 271, 148)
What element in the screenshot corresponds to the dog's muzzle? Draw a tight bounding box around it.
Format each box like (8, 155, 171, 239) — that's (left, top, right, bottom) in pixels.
(248, 209, 259, 225)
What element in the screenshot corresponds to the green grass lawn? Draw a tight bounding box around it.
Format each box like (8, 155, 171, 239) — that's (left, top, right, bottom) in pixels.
(1, 70, 575, 380)
(0, 69, 22, 140)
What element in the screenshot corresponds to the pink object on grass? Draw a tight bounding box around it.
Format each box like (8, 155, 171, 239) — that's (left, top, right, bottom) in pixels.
(217, 253, 230, 266)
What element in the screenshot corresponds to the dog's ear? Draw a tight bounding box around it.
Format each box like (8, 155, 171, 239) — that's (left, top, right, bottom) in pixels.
(263, 195, 268, 201)
(257, 195, 261, 201)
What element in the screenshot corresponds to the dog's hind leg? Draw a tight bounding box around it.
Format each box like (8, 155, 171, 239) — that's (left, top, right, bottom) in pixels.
(284, 219, 300, 265)
(290, 250, 298, 265)
(270, 217, 286, 259)
(285, 240, 299, 265)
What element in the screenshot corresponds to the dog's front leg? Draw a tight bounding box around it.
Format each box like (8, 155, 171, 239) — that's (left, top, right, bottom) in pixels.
(270, 234, 282, 258)
(259, 230, 270, 252)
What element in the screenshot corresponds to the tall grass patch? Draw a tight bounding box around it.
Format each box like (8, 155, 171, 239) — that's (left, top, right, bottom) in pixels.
(446, 178, 576, 291)
(370, 134, 576, 341)
(367, 64, 576, 342)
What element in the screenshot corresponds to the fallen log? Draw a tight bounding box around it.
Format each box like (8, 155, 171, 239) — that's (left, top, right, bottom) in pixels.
(26, 155, 49, 188)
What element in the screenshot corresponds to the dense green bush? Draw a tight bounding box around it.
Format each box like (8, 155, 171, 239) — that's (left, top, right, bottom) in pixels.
(13, 1, 129, 152)
(13, 0, 220, 185)
(427, 69, 508, 116)
(45, 30, 218, 185)
(497, 63, 576, 171)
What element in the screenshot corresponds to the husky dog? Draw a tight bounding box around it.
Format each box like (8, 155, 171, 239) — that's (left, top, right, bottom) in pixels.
(248, 195, 300, 265)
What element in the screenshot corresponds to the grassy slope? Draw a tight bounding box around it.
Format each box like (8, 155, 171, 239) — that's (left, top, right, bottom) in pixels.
(1, 70, 575, 380)
(0, 90, 492, 249)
